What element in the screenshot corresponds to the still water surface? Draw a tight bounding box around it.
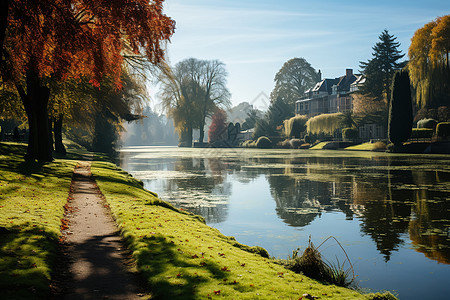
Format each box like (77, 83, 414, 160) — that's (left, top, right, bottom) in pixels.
(119, 146, 450, 299)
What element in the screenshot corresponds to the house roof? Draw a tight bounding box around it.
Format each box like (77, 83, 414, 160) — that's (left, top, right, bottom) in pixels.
(333, 73, 358, 92)
(310, 78, 337, 93)
(351, 74, 365, 86)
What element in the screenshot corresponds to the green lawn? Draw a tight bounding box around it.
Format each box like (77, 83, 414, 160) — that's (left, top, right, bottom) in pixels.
(0, 143, 77, 299)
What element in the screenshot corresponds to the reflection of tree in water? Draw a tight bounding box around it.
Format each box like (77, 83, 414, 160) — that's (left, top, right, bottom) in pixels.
(269, 155, 419, 262)
(354, 163, 414, 262)
(268, 174, 331, 227)
(408, 171, 450, 264)
(163, 157, 231, 223)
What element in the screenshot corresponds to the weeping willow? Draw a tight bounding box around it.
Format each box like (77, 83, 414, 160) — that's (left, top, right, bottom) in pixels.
(283, 115, 308, 138)
(409, 15, 450, 108)
(306, 113, 344, 135)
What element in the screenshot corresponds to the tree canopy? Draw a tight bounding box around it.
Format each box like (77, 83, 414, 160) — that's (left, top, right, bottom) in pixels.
(1, 0, 174, 160)
(359, 30, 405, 101)
(271, 58, 320, 107)
(158, 58, 230, 146)
(409, 15, 450, 108)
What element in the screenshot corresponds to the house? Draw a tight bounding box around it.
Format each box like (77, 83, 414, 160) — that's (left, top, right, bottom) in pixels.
(295, 69, 358, 117)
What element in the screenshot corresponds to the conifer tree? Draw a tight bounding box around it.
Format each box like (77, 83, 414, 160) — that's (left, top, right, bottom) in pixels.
(388, 70, 413, 146)
(359, 30, 405, 101)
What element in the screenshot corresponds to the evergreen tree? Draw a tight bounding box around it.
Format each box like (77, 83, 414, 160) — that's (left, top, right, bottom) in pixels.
(359, 30, 405, 101)
(388, 70, 413, 146)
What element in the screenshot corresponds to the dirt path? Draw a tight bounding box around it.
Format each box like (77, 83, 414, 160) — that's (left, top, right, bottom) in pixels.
(61, 161, 144, 300)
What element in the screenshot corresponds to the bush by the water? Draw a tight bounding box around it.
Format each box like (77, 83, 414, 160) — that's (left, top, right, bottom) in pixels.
(436, 122, 450, 138)
(289, 138, 302, 148)
(342, 128, 359, 141)
(284, 115, 308, 138)
(410, 128, 434, 139)
(417, 118, 438, 129)
(256, 136, 272, 148)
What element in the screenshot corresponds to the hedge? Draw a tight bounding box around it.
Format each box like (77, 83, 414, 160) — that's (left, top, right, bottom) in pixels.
(436, 122, 450, 138)
(410, 128, 434, 139)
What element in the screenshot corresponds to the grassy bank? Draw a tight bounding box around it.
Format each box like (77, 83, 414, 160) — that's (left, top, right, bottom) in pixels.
(91, 159, 396, 300)
(0, 143, 77, 299)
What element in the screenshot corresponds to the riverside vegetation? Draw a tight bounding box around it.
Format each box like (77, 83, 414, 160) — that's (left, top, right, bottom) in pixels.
(0, 142, 396, 299)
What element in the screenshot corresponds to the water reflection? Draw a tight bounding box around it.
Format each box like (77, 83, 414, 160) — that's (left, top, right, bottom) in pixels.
(120, 148, 450, 299)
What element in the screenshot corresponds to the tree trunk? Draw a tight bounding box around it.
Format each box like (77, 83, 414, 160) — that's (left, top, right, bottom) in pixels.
(199, 122, 205, 144)
(0, 0, 11, 57)
(54, 115, 66, 155)
(20, 66, 53, 162)
(48, 117, 54, 152)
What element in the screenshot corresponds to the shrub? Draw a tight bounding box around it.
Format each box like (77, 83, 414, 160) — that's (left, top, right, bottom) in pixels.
(289, 139, 302, 148)
(410, 128, 434, 139)
(304, 135, 311, 144)
(373, 141, 387, 150)
(342, 128, 358, 141)
(436, 122, 450, 138)
(277, 139, 291, 149)
(256, 136, 272, 148)
(417, 118, 438, 129)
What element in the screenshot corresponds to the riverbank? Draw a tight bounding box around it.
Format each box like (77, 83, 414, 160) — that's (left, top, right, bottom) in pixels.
(0, 142, 396, 299)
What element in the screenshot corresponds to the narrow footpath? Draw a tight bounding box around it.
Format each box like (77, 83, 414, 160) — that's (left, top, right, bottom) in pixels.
(61, 161, 144, 300)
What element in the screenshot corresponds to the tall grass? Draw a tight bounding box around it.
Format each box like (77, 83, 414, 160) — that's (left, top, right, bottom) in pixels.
(281, 236, 355, 288)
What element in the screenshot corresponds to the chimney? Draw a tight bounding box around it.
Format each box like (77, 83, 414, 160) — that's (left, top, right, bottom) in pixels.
(346, 69, 353, 78)
(318, 69, 322, 81)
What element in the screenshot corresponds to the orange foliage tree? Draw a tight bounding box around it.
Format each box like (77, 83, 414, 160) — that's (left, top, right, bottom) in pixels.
(208, 109, 228, 143)
(409, 15, 450, 108)
(0, 0, 174, 161)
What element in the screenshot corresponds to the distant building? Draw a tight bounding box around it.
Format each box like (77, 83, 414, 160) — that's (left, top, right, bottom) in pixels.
(295, 69, 358, 117)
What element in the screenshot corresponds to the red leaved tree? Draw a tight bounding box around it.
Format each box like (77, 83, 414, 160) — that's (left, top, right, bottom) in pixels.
(0, 0, 174, 161)
(208, 109, 227, 143)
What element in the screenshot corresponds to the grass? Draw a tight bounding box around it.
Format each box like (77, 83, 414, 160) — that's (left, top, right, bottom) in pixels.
(0, 142, 77, 299)
(345, 142, 387, 151)
(91, 157, 397, 300)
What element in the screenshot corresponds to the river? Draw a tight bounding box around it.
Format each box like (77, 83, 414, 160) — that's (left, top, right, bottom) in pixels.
(119, 146, 450, 299)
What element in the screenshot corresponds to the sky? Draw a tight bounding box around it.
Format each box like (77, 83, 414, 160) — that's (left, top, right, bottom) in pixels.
(152, 0, 449, 110)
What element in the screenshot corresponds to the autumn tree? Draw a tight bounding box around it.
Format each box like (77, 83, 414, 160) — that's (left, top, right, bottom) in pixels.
(359, 30, 405, 102)
(271, 58, 320, 107)
(409, 15, 450, 108)
(1, 0, 174, 161)
(208, 109, 227, 143)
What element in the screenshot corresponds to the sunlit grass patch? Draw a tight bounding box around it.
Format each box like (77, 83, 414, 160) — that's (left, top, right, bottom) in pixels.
(91, 158, 396, 299)
(345, 142, 387, 151)
(0, 142, 76, 299)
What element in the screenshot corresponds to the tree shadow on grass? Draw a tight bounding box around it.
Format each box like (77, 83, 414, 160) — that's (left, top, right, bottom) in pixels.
(129, 235, 230, 299)
(0, 225, 59, 300)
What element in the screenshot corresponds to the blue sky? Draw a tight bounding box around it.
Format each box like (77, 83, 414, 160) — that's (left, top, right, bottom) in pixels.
(155, 0, 449, 108)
